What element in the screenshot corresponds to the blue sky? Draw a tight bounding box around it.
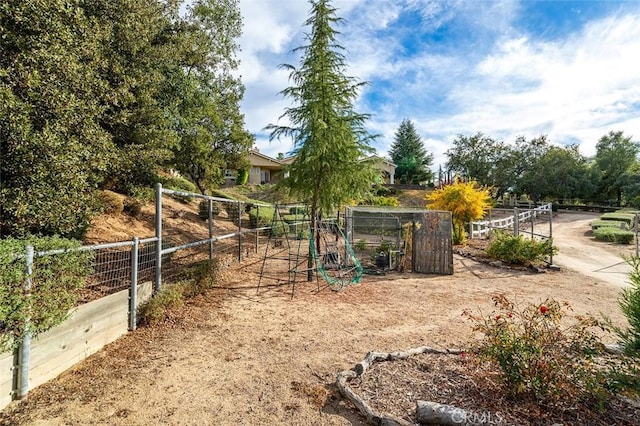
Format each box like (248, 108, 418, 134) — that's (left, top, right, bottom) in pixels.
(237, 0, 640, 170)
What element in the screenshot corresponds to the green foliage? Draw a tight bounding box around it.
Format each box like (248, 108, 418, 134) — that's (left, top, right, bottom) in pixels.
(389, 119, 434, 185)
(98, 190, 124, 215)
(224, 202, 242, 224)
(163, 176, 197, 193)
(446, 133, 517, 199)
(426, 179, 492, 244)
(0, 236, 92, 351)
(591, 220, 626, 231)
(248, 207, 275, 228)
(123, 198, 143, 218)
(355, 239, 368, 251)
(269, 221, 289, 237)
(138, 284, 185, 327)
(0, 0, 252, 237)
(198, 200, 221, 220)
(289, 206, 308, 215)
(359, 195, 400, 207)
(236, 169, 249, 185)
(266, 0, 377, 226)
(614, 257, 640, 355)
(600, 212, 635, 226)
(281, 213, 307, 223)
(486, 231, 558, 265)
(593, 227, 635, 244)
(594, 131, 639, 205)
(466, 295, 609, 405)
(518, 143, 594, 204)
(178, 259, 219, 298)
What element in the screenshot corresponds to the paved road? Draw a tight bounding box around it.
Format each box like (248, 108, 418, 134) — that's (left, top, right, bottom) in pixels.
(546, 212, 635, 288)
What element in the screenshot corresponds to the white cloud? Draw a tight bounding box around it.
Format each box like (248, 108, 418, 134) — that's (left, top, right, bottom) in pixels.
(238, 1, 640, 170)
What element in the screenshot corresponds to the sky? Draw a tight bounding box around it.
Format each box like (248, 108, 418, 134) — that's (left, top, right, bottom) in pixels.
(236, 0, 640, 170)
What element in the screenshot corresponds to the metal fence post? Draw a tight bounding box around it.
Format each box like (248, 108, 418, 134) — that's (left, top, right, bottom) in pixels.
(155, 183, 162, 292)
(513, 207, 519, 237)
(549, 210, 554, 265)
(255, 205, 259, 255)
(208, 199, 214, 260)
(129, 237, 139, 331)
(17, 245, 34, 400)
(237, 200, 242, 262)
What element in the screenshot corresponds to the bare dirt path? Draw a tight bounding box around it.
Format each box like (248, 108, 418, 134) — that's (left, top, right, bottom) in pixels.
(0, 213, 633, 426)
(548, 211, 635, 288)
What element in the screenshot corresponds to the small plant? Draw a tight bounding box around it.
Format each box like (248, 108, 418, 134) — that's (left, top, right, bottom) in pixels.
(486, 230, 557, 265)
(137, 284, 185, 327)
(0, 237, 93, 351)
(99, 190, 124, 215)
(465, 295, 608, 405)
(611, 256, 640, 356)
(179, 259, 219, 297)
(355, 239, 368, 251)
(123, 198, 143, 218)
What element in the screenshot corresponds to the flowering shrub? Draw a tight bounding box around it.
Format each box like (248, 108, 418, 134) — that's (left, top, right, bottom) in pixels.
(465, 295, 607, 404)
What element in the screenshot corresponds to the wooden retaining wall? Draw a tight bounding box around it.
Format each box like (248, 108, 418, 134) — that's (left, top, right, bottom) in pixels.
(0, 281, 153, 410)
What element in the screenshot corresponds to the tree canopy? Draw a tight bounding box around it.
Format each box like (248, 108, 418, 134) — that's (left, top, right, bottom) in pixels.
(0, 0, 251, 237)
(389, 119, 434, 185)
(266, 0, 377, 218)
(444, 131, 640, 207)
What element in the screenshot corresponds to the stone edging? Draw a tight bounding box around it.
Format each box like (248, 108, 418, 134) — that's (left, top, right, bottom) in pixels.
(336, 346, 470, 426)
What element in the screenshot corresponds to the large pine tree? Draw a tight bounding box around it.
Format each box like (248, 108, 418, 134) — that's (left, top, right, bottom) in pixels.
(266, 0, 376, 224)
(389, 119, 433, 185)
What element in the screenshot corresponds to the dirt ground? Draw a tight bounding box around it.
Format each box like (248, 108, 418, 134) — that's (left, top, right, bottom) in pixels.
(1, 212, 636, 425)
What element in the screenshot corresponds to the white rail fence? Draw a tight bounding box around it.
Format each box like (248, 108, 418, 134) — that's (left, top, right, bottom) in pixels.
(469, 203, 553, 239)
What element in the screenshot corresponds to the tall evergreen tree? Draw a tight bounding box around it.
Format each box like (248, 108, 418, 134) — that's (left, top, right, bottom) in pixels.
(266, 1, 376, 226)
(389, 119, 433, 185)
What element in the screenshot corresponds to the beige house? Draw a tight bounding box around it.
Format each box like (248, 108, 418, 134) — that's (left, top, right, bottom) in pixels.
(227, 148, 395, 185)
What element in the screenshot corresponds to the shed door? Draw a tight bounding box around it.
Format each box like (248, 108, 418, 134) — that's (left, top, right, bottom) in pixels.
(412, 211, 453, 275)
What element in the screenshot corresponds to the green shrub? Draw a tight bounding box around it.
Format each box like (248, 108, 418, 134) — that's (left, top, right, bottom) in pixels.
(281, 213, 307, 223)
(224, 202, 242, 224)
(466, 295, 608, 405)
(129, 186, 155, 203)
(178, 259, 219, 297)
(600, 212, 636, 227)
(0, 236, 93, 351)
(591, 220, 626, 231)
(99, 190, 124, 214)
(248, 207, 276, 228)
(593, 227, 635, 244)
(355, 239, 368, 251)
(123, 198, 143, 218)
(612, 256, 640, 356)
(486, 231, 557, 265)
(163, 175, 196, 193)
(269, 221, 289, 237)
(359, 195, 399, 207)
(198, 200, 221, 220)
(137, 284, 185, 327)
(289, 206, 308, 215)
(236, 169, 249, 185)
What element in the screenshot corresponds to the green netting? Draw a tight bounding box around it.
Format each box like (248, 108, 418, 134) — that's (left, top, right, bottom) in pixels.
(308, 220, 363, 291)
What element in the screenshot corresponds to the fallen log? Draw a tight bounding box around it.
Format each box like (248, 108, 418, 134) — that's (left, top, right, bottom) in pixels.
(337, 346, 465, 425)
(416, 400, 472, 425)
